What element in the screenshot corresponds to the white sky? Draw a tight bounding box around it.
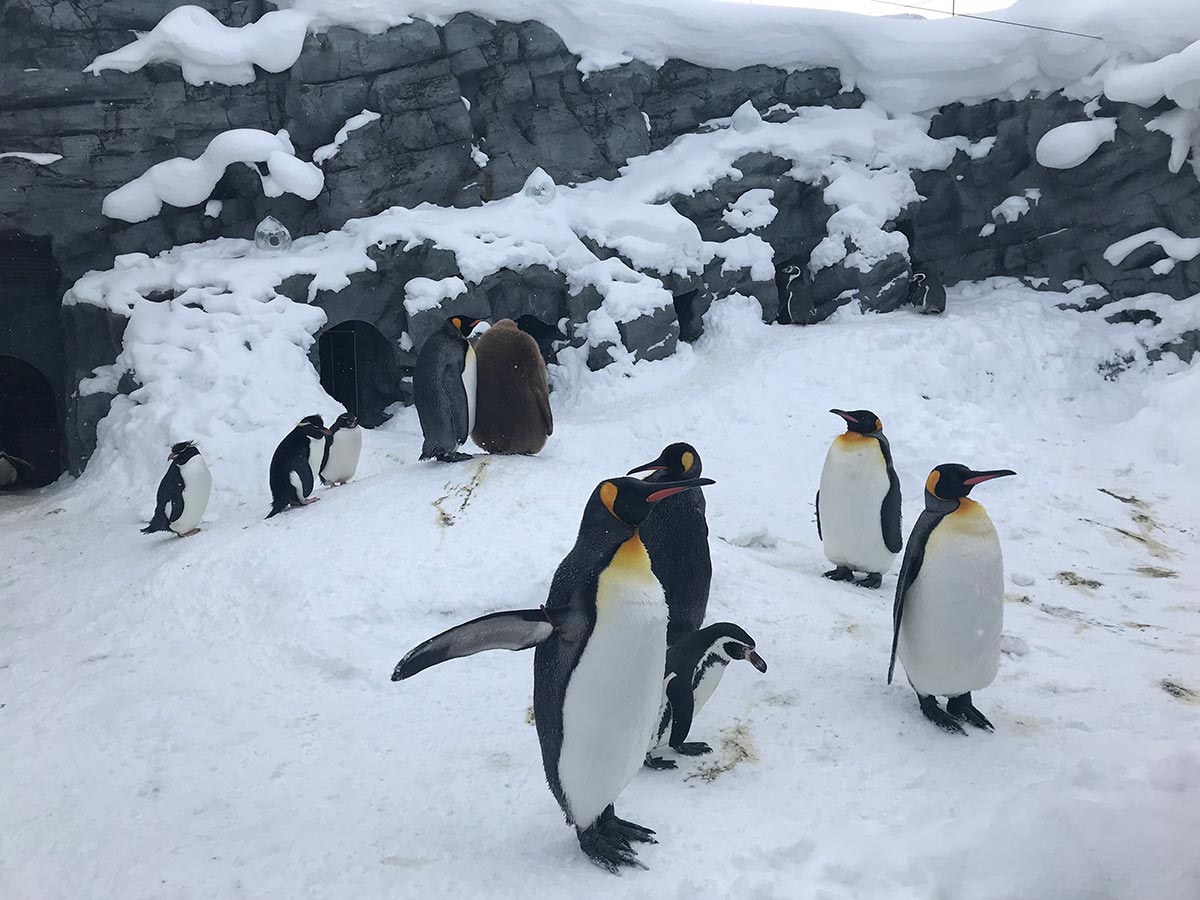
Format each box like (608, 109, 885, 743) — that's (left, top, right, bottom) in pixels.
(721, 0, 1016, 17)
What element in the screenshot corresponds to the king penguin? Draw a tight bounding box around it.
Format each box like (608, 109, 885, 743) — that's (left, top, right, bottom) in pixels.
(141, 441, 211, 538)
(628, 443, 712, 643)
(471, 318, 554, 455)
(320, 412, 361, 486)
(414, 315, 482, 463)
(266, 414, 330, 518)
(816, 408, 902, 589)
(888, 463, 1016, 733)
(392, 472, 715, 872)
(645, 623, 767, 769)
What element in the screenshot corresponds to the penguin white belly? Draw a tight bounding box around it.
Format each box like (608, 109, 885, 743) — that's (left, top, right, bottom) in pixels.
(322, 427, 361, 483)
(462, 344, 477, 440)
(304, 436, 325, 498)
(691, 654, 729, 719)
(818, 438, 896, 573)
(898, 508, 1004, 696)
(558, 542, 667, 828)
(170, 456, 211, 535)
(0, 458, 16, 488)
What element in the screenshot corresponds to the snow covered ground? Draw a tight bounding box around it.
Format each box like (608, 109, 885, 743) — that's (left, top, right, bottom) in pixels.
(3, 282, 1199, 898)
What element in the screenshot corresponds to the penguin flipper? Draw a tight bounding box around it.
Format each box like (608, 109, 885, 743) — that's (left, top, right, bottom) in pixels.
(392, 609, 554, 681)
(535, 380, 554, 436)
(876, 435, 903, 553)
(448, 357, 470, 446)
(294, 452, 315, 499)
(814, 490, 821, 540)
(888, 509, 940, 683)
(319, 433, 332, 483)
(666, 670, 696, 748)
(143, 465, 183, 533)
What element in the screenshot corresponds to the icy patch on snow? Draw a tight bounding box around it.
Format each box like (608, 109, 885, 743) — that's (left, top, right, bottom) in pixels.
(722, 189, 777, 233)
(1036, 119, 1118, 169)
(84, 6, 309, 86)
(102, 129, 323, 223)
(403, 276, 467, 316)
(1104, 227, 1200, 268)
(991, 188, 1042, 223)
(312, 110, 380, 164)
(0, 151, 62, 165)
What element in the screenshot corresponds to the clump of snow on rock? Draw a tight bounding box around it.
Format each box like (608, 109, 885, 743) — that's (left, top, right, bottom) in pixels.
(1036, 119, 1118, 169)
(1105, 227, 1200, 274)
(0, 151, 63, 164)
(102, 129, 324, 223)
(312, 110, 381, 165)
(722, 189, 777, 233)
(84, 6, 310, 86)
(522, 167, 557, 204)
(403, 275, 467, 315)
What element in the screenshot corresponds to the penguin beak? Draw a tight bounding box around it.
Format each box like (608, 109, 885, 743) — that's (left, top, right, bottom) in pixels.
(830, 409, 857, 424)
(646, 478, 714, 503)
(963, 469, 1016, 486)
(168, 453, 178, 461)
(746, 650, 768, 673)
(627, 458, 668, 476)
(322, 428, 332, 436)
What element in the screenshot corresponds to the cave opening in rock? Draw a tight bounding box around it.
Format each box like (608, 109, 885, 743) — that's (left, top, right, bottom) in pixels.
(0, 356, 62, 488)
(514, 315, 565, 365)
(317, 320, 401, 428)
(672, 290, 702, 342)
(0, 231, 64, 487)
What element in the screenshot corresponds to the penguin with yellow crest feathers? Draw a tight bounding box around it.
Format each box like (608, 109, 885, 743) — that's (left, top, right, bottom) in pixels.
(816, 408, 903, 589)
(393, 472, 714, 873)
(889, 463, 1016, 734)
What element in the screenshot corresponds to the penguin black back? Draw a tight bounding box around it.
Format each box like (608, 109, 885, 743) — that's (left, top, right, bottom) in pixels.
(414, 316, 478, 462)
(142, 441, 201, 534)
(267, 415, 329, 518)
(628, 442, 712, 642)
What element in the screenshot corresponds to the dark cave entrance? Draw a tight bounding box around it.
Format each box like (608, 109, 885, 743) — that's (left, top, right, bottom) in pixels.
(515, 314, 565, 365)
(0, 357, 62, 487)
(317, 321, 401, 427)
(0, 231, 64, 487)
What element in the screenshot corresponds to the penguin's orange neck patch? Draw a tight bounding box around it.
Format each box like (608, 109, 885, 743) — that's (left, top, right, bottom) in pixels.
(835, 432, 870, 446)
(609, 534, 652, 576)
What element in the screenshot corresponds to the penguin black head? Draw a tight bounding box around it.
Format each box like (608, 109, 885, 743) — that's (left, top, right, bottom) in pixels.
(926, 463, 1016, 500)
(594, 474, 715, 528)
(168, 441, 200, 463)
(448, 316, 483, 339)
(333, 412, 358, 430)
(627, 442, 702, 480)
(297, 414, 331, 437)
(703, 622, 768, 673)
(830, 409, 883, 435)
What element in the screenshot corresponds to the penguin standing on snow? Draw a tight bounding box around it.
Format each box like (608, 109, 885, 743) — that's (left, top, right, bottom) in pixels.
(816, 409, 902, 589)
(393, 472, 714, 872)
(266, 414, 330, 518)
(320, 413, 361, 486)
(415, 315, 482, 463)
(645, 623, 767, 770)
(628, 442, 712, 642)
(471, 318, 553, 455)
(142, 441, 211, 538)
(889, 463, 1016, 733)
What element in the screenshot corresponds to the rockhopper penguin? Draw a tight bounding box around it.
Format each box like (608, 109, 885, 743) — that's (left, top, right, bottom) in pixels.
(266, 415, 330, 518)
(320, 412, 361, 486)
(142, 441, 211, 538)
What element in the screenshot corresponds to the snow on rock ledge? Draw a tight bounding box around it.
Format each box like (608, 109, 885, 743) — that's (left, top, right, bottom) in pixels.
(102, 129, 324, 223)
(1035, 119, 1118, 170)
(84, 6, 310, 86)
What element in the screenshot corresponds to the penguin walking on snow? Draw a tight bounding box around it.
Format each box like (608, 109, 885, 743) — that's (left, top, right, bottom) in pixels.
(320, 413, 361, 486)
(393, 472, 714, 873)
(889, 464, 1016, 733)
(645, 623, 767, 770)
(816, 409, 902, 589)
(415, 315, 482, 463)
(266, 415, 330, 518)
(628, 443, 712, 643)
(142, 441, 211, 538)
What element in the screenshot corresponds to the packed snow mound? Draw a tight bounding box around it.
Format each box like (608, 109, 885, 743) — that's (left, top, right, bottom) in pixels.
(723, 189, 777, 233)
(1035, 119, 1118, 169)
(1103, 37, 1200, 109)
(102, 129, 324, 223)
(313, 110, 381, 165)
(84, 6, 310, 86)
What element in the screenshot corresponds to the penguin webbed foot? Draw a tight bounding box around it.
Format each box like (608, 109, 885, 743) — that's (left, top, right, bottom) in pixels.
(946, 693, 995, 731)
(822, 566, 855, 582)
(643, 753, 677, 770)
(854, 572, 882, 589)
(600, 805, 657, 845)
(918, 694, 967, 734)
(301, 497, 321, 505)
(435, 451, 473, 463)
(177, 528, 201, 538)
(577, 822, 647, 874)
(673, 741, 712, 757)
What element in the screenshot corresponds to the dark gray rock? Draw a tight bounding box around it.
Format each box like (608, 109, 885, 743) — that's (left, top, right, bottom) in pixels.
(617, 306, 679, 363)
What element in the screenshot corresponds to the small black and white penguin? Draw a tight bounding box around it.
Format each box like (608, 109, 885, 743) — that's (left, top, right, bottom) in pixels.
(0, 450, 31, 490)
(414, 315, 481, 463)
(266, 414, 330, 518)
(142, 441, 212, 538)
(908, 270, 946, 315)
(393, 472, 715, 873)
(645, 623, 767, 770)
(628, 442, 712, 643)
(816, 408, 902, 589)
(320, 412, 361, 486)
(888, 463, 1016, 734)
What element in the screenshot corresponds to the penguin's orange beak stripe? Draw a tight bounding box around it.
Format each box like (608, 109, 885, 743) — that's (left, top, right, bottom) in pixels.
(830, 409, 857, 424)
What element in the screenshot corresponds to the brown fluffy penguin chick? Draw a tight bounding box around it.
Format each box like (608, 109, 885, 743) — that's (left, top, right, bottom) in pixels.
(471, 319, 554, 454)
